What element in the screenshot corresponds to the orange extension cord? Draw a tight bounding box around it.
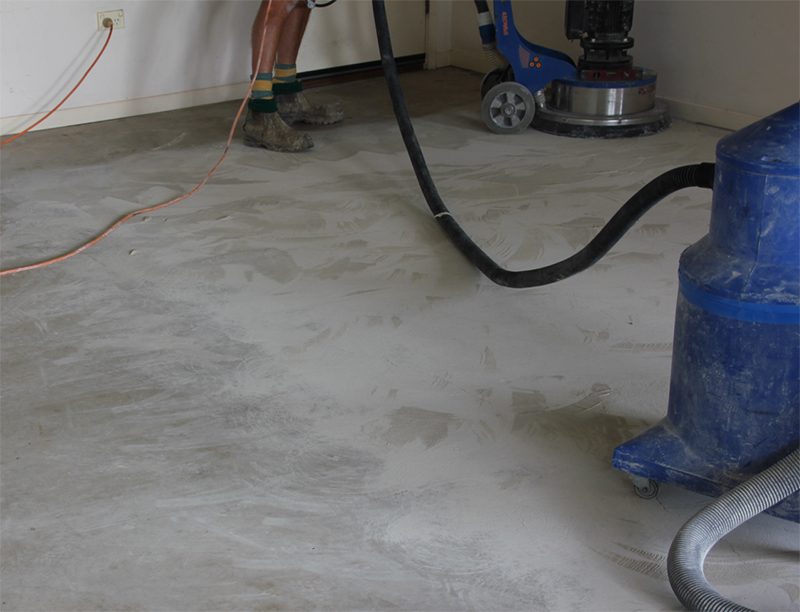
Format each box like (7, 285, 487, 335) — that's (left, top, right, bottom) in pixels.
(1, 1, 272, 277)
(1, 24, 115, 148)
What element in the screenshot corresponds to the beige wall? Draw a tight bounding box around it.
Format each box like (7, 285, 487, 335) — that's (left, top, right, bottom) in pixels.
(451, 0, 580, 72)
(448, 0, 800, 130)
(633, 1, 799, 128)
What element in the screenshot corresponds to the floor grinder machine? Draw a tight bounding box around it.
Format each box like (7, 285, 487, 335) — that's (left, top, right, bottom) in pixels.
(475, 0, 671, 137)
(373, 0, 799, 606)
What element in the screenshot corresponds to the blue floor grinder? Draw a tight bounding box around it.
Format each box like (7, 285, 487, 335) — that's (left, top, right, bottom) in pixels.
(474, 0, 670, 137)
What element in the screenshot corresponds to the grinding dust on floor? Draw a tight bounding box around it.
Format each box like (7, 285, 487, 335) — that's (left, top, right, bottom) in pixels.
(1, 68, 798, 611)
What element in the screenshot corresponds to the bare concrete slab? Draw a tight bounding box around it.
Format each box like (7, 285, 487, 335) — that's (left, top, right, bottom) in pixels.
(2, 68, 797, 611)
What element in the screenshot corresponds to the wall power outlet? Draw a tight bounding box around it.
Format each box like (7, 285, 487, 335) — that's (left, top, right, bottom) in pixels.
(97, 9, 125, 31)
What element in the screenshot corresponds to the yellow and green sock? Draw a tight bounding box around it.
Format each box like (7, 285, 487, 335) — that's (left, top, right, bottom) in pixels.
(273, 63, 303, 95)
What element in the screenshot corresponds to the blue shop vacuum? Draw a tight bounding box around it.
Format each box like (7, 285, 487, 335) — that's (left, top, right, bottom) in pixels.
(612, 104, 800, 522)
(474, 0, 670, 137)
(372, 1, 799, 606)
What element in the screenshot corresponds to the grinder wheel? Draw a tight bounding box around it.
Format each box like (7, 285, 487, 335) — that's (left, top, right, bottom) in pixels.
(481, 82, 535, 135)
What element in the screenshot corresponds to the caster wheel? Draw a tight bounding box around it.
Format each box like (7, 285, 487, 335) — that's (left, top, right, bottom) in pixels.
(633, 479, 660, 500)
(481, 68, 514, 100)
(480, 66, 512, 99)
(481, 82, 535, 135)
(480, 69, 504, 99)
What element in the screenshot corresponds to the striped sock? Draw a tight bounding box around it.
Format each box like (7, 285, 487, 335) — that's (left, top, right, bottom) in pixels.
(274, 63, 297, 84)
(249, 72, 277, 112)
(274, 63, 303, 95)
(251, 72, 274, 99)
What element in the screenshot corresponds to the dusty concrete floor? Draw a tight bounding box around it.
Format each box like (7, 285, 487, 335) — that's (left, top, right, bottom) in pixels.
(1, 68, 798, 611)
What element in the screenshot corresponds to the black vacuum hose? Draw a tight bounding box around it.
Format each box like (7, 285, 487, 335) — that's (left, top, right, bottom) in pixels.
(668, 449, 800, 612)
(371, 0, 714, 289)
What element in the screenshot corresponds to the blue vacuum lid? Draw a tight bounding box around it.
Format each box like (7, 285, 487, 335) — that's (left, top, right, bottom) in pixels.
(716, 102, 800, 176)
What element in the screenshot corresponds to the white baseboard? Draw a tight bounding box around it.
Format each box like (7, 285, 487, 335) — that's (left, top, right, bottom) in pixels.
(424, 50, 453, 70)
(1, 82, 250, 136)
(658, 98, 758, 132)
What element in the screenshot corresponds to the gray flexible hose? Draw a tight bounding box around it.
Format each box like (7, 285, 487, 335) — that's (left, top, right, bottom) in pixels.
(667, 448, 800, 612)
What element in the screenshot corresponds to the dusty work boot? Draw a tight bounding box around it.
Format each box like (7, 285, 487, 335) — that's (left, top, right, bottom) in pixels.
(275, 82, 344, 126)
(242, 106, 313, 153)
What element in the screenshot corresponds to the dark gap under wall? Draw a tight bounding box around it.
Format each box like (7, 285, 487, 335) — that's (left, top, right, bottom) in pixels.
(301, 54, 425, 89)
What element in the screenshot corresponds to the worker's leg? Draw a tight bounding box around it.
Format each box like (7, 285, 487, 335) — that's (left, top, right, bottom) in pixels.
(243, 0, 313, 152)
(273, 4, 344, 126)
(275, 3, 311, 69)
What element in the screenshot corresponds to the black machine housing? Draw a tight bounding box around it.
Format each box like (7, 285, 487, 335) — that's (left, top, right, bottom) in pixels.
(565, 0, 642, 80)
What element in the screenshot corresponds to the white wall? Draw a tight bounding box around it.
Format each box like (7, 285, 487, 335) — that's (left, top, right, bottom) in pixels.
(0, 0, 426, 133)
(4, 0, 798, 134)
(425, 0, 454, 69)
(448, 0, 800, 130)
